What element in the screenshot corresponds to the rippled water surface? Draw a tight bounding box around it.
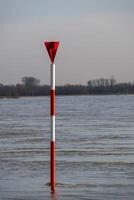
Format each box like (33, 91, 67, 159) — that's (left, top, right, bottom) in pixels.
(0, 96, 134, 200)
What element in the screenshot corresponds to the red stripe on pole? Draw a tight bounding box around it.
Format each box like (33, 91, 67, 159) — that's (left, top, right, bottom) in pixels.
(51, 90, 55, 116)
(51, 141, 56, 191)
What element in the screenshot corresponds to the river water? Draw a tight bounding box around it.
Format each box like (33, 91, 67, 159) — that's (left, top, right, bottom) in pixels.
(0, 96, 134, 200)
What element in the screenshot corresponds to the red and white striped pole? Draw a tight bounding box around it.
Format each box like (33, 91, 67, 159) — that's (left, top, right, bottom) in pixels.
(50, 62, 56, 192)
(44, 41, 59, 192)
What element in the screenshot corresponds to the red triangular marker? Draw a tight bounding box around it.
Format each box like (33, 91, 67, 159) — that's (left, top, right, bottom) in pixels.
(44, 41, 59, 63)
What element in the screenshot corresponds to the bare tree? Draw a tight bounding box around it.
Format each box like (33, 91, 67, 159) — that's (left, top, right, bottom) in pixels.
(21, 77, 40, 87)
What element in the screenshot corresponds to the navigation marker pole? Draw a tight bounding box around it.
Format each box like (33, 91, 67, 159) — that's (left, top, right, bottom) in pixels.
(44, 41, 59, 192)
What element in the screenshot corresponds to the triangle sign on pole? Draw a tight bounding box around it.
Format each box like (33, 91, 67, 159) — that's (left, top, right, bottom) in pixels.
(44, 41, 59, 63)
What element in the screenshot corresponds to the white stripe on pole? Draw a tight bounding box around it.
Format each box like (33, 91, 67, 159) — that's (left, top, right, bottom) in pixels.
(51, 64, 55, 90)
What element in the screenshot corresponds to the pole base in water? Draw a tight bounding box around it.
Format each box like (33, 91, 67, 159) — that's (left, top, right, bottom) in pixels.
(51, 141, 56, 191)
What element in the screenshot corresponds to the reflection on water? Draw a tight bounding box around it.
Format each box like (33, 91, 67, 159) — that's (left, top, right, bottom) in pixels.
(0, 96, 134, 200)
(51, 191, 57, 200)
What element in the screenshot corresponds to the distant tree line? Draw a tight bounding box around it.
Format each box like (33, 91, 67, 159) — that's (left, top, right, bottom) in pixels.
(87, 77, 134, 95)
(0, 76, 134, 97)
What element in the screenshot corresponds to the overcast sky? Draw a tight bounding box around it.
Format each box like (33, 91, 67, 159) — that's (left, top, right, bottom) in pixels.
(0, 0, 134, 85)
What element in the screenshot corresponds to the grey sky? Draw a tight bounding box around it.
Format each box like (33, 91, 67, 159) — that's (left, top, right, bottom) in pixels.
(0, 0, 134, 85)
